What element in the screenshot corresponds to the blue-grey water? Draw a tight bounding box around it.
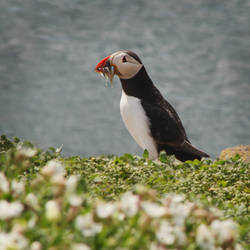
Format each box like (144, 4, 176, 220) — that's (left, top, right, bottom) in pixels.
(0, 0, 249, 158)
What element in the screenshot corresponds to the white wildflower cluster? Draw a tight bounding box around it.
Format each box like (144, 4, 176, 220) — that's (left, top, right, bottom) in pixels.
(66, 175, 79, 193)
(30, 241, 42, 250)
(82, 190, 239, 249)
(74, 192, 139, 238)
(141, 201, 166, 218)
(45, 200, 61, 221)
(149, 194, 189, 246)
(11, 180, 25, 197)
(0, 200, 23, 220)
(196, 219, 238, 249)
(41, 160, 66, 179)
(66, 176, 83, 207)
(75, 213, 102, 237)
(68, 194, 83, 207)
(211, 219, 237, 244)
(16, 144, 37, 158)
(0, 231, 28, 250)
(41, 160, 67, 197)
(96, 202, 117, 219)
(39, 161, 85, 225)
(156, 220, 175, 245)
(165, 194, 193, 226)
(0, 171, 25, 199)
(93, 191, 140, 222)
(41, 161, 83, 205)
(196, 224, 215, 249)
(120, 191, 139, 216)
(26, 193, 39, 210)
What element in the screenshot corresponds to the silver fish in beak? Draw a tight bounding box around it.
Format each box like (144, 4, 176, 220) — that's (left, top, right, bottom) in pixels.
(95, 56, 114, 84)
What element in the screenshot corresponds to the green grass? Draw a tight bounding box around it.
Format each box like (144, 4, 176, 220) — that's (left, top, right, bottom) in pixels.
(0, 135, 249, 249)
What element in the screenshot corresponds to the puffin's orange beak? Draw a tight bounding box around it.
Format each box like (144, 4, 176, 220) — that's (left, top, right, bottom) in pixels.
(95, 55, 111, 73)
(95, 55, 116, 83)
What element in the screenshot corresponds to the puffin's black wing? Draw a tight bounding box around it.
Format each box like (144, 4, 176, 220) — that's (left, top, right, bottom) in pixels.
(141, 99, 187, 146)
(141, 97, 209, 161)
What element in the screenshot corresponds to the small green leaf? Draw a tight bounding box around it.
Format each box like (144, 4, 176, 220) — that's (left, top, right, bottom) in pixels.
(218, 180, 228, 187)
(122, 153, 134, 160)
(159, 150, 168, 163)
(142, 149, 149, 159)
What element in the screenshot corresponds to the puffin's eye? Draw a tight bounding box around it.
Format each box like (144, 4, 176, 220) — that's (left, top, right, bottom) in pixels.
(122, 56, 127, 63)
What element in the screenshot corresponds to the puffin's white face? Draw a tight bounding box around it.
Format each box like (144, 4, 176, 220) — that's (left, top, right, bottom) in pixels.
(110, 51, 143, 79)
(95, 50, 143, 82)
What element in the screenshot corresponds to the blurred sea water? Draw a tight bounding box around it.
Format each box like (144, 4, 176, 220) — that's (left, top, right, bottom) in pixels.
(0, 0, 249, 158)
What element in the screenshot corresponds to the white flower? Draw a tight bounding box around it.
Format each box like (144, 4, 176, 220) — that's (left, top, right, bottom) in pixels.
(71, 243, 90, 250)
(41, 160, 65, 179)
(196, 224, 215, 250)
(96, 202, 117, 219)
(172, 202, 193, 226)
(163, 194, 185, 207)
(171, 194, 185, 203)
(141, 201, 166, 218)
(68, 194, 83, 207)
(11, 180, 25, 196)
(17, 145, 37, 158)
(26, 193, 39, 209)
(45, 200, 61, 221)
(75, 214, 102, 237)
(0, 172, 9, 193)
(120, 192, 139, 217)
(0, 200, 23, 220)
(51, 175, 66, 186)
(164, 194, 192, 226)
(66, 175, 78, 192)
(30, 241, 42, 250)
(0, 231, 28, 250)
(113, 211, 125, 221)
(173, 225, 187, 246)
(210, 207, 224, 217)
(117, 212, 125, 221)
(156, 220, 175, 245)
(28, 217, 37, 229)
(211, 219, 237, 244)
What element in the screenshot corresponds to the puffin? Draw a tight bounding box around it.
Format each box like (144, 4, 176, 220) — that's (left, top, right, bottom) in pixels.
(95, 50, 209, 161)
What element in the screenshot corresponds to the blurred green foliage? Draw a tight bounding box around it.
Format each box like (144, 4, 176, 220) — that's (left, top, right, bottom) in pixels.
(0, 135, 249, 249)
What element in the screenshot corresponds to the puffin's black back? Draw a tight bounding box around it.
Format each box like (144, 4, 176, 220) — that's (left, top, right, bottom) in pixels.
(120, 66, 209, 161)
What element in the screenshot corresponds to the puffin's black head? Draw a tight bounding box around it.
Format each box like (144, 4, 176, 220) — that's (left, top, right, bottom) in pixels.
(95, 50, 143, 82)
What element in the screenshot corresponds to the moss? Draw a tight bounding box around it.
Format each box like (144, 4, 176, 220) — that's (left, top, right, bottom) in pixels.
(220, 145, 250, 163)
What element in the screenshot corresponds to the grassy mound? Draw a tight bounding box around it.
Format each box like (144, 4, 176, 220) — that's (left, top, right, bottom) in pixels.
(0, 135, 249, 249)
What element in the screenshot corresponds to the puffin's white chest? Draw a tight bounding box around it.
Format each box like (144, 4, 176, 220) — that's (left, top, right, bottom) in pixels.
(120, 91, 158, 159)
